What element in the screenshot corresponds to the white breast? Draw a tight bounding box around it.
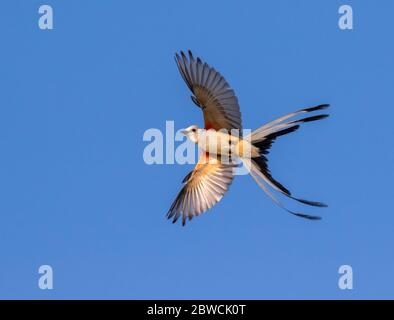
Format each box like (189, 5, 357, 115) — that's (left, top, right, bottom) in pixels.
(197, 129, 240, 157)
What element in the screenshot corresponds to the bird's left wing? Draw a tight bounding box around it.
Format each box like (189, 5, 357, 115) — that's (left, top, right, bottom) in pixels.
(175, 50, 242, 132)
(167, 153, 236, 225)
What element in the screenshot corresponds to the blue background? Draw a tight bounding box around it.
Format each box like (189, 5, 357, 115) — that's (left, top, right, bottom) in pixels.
(0, 0, 393, 299)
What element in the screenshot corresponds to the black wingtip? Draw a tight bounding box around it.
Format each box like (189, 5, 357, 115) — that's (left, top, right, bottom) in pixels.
(174, 54, 180, 67)
(167, 212, 175, 221)
(176, 50, 195, 62)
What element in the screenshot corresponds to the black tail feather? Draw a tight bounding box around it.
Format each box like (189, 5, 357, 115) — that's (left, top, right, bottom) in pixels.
(252, 157, 291, 196)
(291, 212, 322, 220)
(302, 104, 330, 113)
(292, 114, 329, 124)
(251, 108, 328, 210)
(253, 125, 300, 155)
(290, 196, 328, 208)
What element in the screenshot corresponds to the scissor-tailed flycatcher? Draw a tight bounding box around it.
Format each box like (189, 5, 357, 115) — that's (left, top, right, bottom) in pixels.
(167, 50, 329, 225)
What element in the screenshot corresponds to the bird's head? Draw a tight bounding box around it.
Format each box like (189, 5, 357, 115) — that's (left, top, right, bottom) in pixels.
(181, 125, 200, 143)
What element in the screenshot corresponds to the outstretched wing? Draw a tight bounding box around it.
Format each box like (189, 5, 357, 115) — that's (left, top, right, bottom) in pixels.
(167, 153, 236, 226)
(175, 50, 242, 132)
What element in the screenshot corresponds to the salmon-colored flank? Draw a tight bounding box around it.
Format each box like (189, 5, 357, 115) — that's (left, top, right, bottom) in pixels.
(204, 123, 214, 130)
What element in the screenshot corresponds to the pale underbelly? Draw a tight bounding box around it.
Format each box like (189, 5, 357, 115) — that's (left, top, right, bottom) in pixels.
(197, 131, 255, 159)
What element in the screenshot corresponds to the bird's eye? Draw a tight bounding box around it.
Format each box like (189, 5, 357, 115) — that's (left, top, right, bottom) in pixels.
(192, 128, 196, 132)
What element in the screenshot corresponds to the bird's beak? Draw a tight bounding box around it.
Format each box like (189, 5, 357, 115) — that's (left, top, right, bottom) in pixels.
(180, 129, 188, 135)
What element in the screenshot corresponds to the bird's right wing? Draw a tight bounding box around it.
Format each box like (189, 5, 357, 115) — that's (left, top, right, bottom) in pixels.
(167, 153, 236, 226)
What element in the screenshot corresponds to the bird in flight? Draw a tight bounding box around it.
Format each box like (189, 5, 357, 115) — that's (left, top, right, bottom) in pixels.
(167, 50, 329, 225)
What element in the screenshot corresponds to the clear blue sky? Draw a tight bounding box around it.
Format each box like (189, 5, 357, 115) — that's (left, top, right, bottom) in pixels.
(0, 0, 393, 299)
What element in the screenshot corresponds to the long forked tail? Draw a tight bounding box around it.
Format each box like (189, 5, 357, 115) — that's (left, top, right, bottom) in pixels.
(243, 104, 330, 220)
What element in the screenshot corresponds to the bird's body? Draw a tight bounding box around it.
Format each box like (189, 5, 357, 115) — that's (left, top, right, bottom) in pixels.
(167, 50, 329, 225)
(191, 128, 258, 160)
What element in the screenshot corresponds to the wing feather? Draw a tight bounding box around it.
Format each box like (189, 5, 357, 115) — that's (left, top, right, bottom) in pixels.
(175, 50, 242, 132)
(167, 154, 236, 225)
